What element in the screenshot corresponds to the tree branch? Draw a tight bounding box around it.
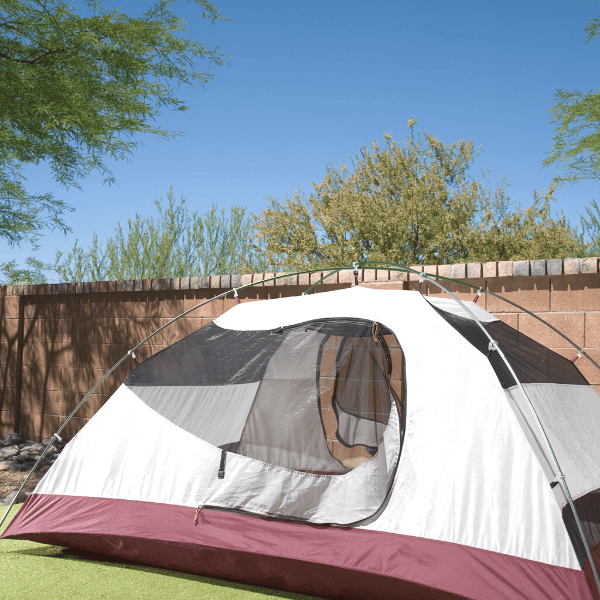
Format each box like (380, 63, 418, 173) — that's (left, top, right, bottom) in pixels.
(0, 46, 65, 64)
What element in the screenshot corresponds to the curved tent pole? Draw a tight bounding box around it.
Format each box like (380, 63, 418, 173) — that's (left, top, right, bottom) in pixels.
(479, 288, 600, 372)
(322, 260, 600, 376)
(415, 271, 600, 596)
(302, 268, 345, 295)
(4, 260, 600, 594)
(0, 267, 329, 529)
(305, 261, 600, 593)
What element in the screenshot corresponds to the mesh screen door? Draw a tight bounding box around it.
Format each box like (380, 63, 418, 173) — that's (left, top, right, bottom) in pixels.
(237, 319, 400, 474)
(126, 317, 405, 522)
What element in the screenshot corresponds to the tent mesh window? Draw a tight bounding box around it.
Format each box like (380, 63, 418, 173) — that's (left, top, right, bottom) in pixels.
(428, 305, 589, 388)
(126, 319, 404, 475)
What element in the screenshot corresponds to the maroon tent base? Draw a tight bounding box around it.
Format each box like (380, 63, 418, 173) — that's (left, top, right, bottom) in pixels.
(3, 494, 593, 600)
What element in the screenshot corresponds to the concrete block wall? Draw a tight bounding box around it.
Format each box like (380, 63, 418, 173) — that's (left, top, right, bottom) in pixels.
(0, 258, 598, 441)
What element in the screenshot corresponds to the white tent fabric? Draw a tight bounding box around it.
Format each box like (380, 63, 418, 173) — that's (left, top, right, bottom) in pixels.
(216, 287, 580, 569)
(5, 285, 598, 600)
(36, 384, 401, 524)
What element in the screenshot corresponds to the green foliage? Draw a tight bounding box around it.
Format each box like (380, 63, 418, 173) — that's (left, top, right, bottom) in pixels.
(254, 119, 584, 269)
(581, 199, 600, 256)
(0, 180, 72, 283)
(53, 190, 268, 282)
(1, 0, 227, 279)
(255, 120, 480, 268)
(0, 257, 49, 285)
(0, 173, 73, 247)
(543, 17, 600, 184)
(467, 186, 584, 262)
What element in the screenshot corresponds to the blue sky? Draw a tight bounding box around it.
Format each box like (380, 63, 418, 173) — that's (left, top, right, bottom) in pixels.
(5, 0, 600, 278)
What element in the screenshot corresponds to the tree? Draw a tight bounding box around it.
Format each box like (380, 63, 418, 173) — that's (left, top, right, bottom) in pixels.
(1, 0, 227, 282)
(53, 190, 268, 282)
(466, 185, 584, 262)
(0, 257, 48, 284)
(254, 119, 584, 269)
(581, 199, 600, 256)
(543, 17, 600, 184)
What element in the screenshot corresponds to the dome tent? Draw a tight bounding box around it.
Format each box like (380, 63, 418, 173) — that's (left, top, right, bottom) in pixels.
(3, 269, 600, 600)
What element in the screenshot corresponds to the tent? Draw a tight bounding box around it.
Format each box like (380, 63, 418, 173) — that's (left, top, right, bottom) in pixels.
(3, 285, 600, 600)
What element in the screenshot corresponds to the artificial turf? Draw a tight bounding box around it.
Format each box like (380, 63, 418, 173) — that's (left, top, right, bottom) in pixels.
(0, 504, 321, 600)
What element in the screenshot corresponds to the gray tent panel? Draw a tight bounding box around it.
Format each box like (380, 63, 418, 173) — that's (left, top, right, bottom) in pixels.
(129, 383, 260, 448)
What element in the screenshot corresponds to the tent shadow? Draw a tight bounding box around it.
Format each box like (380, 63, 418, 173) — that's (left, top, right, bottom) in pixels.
(12, 545, 318, 599)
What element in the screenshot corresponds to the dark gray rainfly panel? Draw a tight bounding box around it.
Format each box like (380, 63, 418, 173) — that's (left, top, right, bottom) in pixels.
(125, 322, 285, 386)
(125, 318, 398, 476)
(428, 304, 589, 388)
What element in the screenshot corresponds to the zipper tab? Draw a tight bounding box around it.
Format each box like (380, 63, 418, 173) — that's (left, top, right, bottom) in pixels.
(218, 449, 227, 479)
(194, 505, 203, 525)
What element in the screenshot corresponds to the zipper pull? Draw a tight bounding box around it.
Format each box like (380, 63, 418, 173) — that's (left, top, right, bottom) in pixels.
(372, 322, 380, 343)
(218, 449, 227, 479)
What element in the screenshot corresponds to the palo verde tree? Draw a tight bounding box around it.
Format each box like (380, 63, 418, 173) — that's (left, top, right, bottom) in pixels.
(466, 184, 583, 263)
(581, 199, 600, 256)
(542, 14, 600, 257)
(53, 190, 268, 282)
(254, 118, 583, 270)
(543, 16, 600, 184)
(0, 0, 227, 283)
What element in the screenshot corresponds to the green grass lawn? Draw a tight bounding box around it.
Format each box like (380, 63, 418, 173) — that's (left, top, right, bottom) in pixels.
(0, 504, 321, 600)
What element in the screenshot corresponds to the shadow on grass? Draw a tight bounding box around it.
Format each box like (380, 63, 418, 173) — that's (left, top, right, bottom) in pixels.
(12, 545, 319, 600)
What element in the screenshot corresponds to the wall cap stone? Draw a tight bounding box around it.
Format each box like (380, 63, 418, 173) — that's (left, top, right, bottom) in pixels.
(582, 257, 599, 274)
(513, 260, 530, 277)
(2, 259, 598, 297)
(467, 263, 482, 278)
(531, 260, 546, 277)
(547, 259, 563, 276)
(564, 258, 581, 275)
(498, 261, 513, 277)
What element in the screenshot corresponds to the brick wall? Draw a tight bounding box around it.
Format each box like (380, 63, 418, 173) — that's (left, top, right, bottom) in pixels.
(1, 258, 599, 441)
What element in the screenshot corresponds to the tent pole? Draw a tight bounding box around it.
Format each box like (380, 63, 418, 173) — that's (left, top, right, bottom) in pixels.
(5, 260, 599, 596)
(0, 268, 332, 529)
(303, 268, 345, 295)
(419, 272, 600, 596)
(350, 260, 600, 376)
(300, 261, 600, 590)
(479, 288, 600, 373)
